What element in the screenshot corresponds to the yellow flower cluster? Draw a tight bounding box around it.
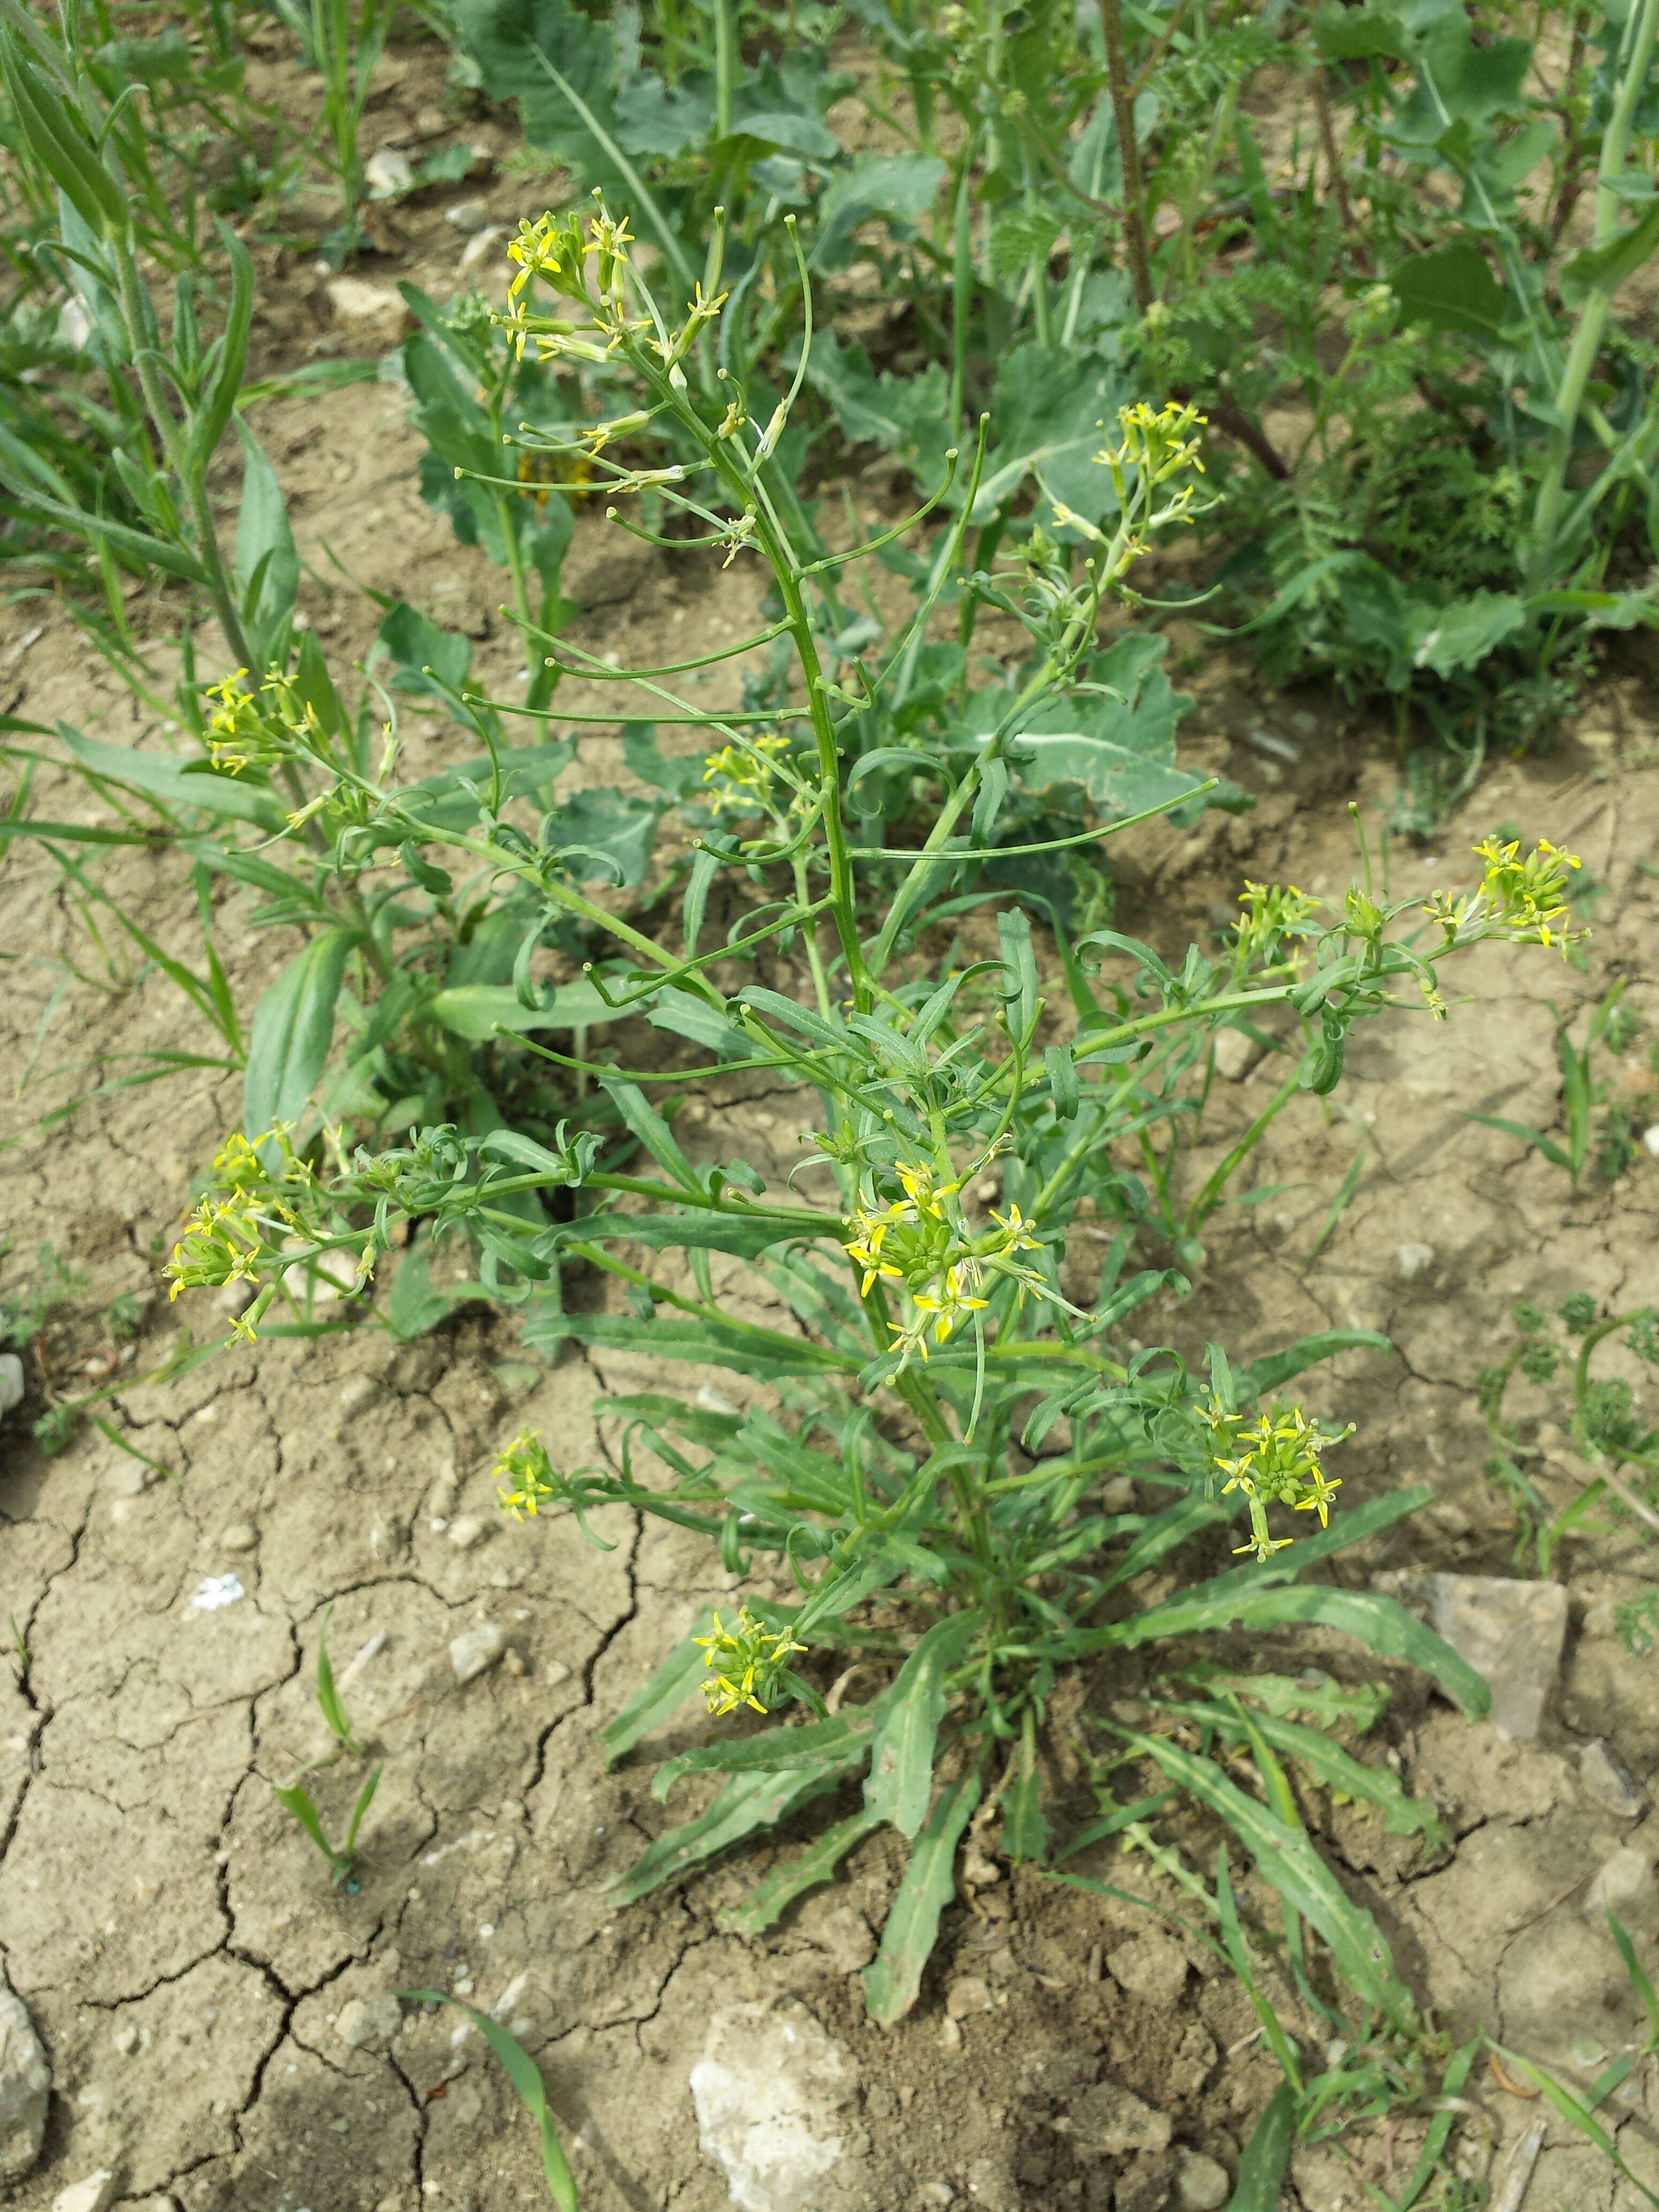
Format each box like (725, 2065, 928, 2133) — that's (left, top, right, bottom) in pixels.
(1204, 1399, 1349, 1564)
(692, 1606, 807, 1718)
(1234, 879, 1320, 968)
(494, 1429, 561, 1520)
(1423, 834, 1584, 957)
(843, 1164, 1047, 1366)
(701, 731, 794, 819)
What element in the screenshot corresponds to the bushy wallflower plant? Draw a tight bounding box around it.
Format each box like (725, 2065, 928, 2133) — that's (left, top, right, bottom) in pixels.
(166, 204, 1574, 2027)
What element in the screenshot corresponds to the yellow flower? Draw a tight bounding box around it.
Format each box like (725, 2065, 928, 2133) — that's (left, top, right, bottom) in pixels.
(495, 1430, 560, 1520)
(691, 1607, 807, 1717)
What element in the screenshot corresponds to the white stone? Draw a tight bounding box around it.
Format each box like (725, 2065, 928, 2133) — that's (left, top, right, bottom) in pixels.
(325, 278, 413, 343)
(337, 1993, 403, 2050)
(51, 2175, 119, 2212)
(365, 145, 414, 197)
(187, 1574, 245, 1613)
(113, 2020, 141, 2057)
(1212, 1027, 1261, 1081)
(447, 1515, 486, 1551)
(1396, 1242, 1436, 1278)
(458, 225, 504, 274)
(1580, 1740, 1646, 1819)
(689, 1997, 855, 2212)
(56, 297, 93, 351)
(1175, 2152, 1231, 2210)
(1644, 1125, 1659, 1161)
(105, 1456, 152, 1497)
(0, 1352, 23, 1417)
(444, 196, 491, 233)
(0, 1991, 50, 2183)
(449, 1622, 505, 1684)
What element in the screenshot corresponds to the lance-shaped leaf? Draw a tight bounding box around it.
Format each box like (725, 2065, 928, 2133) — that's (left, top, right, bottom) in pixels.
(864, 1610, 982, 1837)
(654, 1713, 875, 1801)
(863, 1768, 982, 2022)
(719, 1808, 883, 1936)
(1125, 1730, 1417, 2034)
(601, 1608, 715, 1765)
(243, 928, 357, 1138)
(610, 1762, 858, 1907)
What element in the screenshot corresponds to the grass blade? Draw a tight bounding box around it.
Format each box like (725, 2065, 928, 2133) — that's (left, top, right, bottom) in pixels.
(407, 1996, 578, 2211)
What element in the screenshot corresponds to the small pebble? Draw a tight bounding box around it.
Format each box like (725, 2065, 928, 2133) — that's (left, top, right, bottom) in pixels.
(1175, 2152, 1231, 2211)
(0, 1351, 24, 1416)
(448, 1515, 485, 1551)
(1396, 1242, 1436, 1277)
(1580, 1739, 1646, 1820)
(444, 196, 490, 232)
(221, 1523, 258, 1553)
(336, 1993, 403, 2050)
(364, 145, 414, 197)
(449, 1622, 506, 1684)
(1644, 1126, 1659, 1161)
(945, 1977, 992, 2019)
(458, 225, 504, 273)
(105, 1458, 152, 1498)
(113, 2020, 141, 2057)
(51, 2177, 119, 2212)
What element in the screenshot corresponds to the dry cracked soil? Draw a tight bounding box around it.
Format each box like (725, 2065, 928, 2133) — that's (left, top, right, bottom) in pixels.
(6, 47, 1659, 2211)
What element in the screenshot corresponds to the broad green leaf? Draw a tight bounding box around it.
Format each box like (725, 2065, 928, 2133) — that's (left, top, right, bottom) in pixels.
(377, 600, 473, 698)
(555, 1212, 807, 1260)
(1228, 2080, 1297, 2210)
(385, 1238, 454, 1340)
(554, 786, 658, 886)
(602, 1609, 715, 1764)
(813, 153, 946, 270)
(864, 1610, 982, 1838)
(1561, 201, 1659, 310)
(243, 927, 357, 1137)
(407, 1998, 578, 2212)
(1388, 243, 1520, 341)
(719, 1808, 882, 1935)
(654, 1713, 873, 1800)
(1129, 1731, 1416, 2033)
(1181, 1668, 1389, 1734)
(968, 636, 1204, 821)
(863, 1767, 982, 2022)
(1409, 592, 1528, 677)
(610, 1763, 851, 1905)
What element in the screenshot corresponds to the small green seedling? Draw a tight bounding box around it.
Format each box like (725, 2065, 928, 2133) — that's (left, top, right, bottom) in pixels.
(1464, 982, 1630, 1191)
(315, 1605, 364, 1755)
(406, 1996, 578, 2210)
(272, 1763, 382, 1889)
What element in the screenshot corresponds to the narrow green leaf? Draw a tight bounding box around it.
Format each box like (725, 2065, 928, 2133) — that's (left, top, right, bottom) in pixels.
(654, 1714, 873, 1800)
(1113, 1583, 1490, 1718)
(1385, 2039, 1479, 2212)
(406, 1996, 578, 2212)
(601, 1610, 715, 1764)
(243, 928, 357, 1138)
(1127, 1731, 1416, 2034)
(719, 1808, 883, 1935)
(863, 1767, 981, 2022)
(610, 1765, 851, 1906)
(1239, 1330, 1391, 1399)
(1228, 2081, 1297, 2211)
(1001, 1707, 1050, 1863)
(864, 1610, 981, 1838)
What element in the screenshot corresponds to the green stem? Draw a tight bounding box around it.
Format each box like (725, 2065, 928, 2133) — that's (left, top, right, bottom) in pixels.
(713, 0, 735, 140)
(1529, 0, 1659, 584)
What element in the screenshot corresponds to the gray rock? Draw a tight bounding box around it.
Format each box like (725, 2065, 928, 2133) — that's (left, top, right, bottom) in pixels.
(690, 1998, 857, 2212)
(51, 2176, 119, 2212)
(444, 196, 491, 233)
(1107, 1932, 1188, 2007)
(325, 277, 414, 345)
(1396, 1242, 1436, 1278)
(1212, 1027, 1262, 1082)
(0, 1352, 23, 1417)
(336, 1993, 403, 2050)
(1069, 2080, 1171, 2159)
(1175, 2152, 1231, 2210)
(449, 1622, 505, 1684)
(1376, 1572, 1568, 1739)
(364, 145, 414, 197)
(104, 1456, 151, 1497)
(0, 1990, 50, 2182)
(220, 1523, 258, 1553)
(1580, 1740, 1646, 1819)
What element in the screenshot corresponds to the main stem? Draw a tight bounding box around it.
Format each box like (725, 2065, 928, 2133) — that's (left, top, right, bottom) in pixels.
(1100, 0, 1153, 312)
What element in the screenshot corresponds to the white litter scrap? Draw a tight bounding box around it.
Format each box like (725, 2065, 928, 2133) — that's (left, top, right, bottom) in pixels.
(187, 1575, 245, 1612)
